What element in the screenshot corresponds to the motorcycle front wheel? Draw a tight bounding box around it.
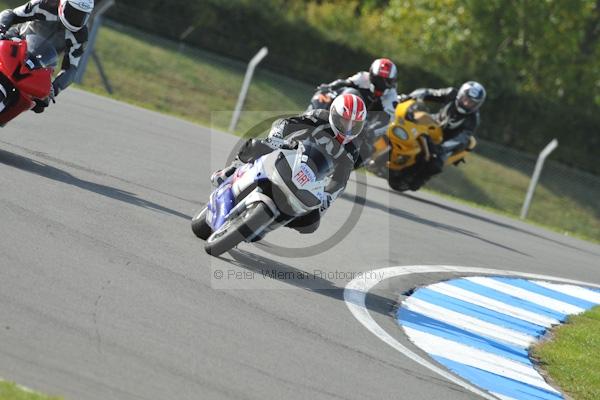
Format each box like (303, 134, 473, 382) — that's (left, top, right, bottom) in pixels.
(191, 206, 212, 240)
(204, 202, 273, 256)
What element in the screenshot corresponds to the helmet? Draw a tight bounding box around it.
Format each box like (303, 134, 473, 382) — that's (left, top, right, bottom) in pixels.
(329, 93, 367, 144)
(59, 0, 94, 32)
(369, 58, 398, 97)
(455, 81, 486, 114)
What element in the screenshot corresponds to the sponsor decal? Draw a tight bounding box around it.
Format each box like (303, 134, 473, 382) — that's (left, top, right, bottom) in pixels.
(293, 164, 316, 187)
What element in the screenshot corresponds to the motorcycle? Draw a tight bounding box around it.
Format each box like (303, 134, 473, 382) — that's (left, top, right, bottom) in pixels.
(366, 99, 476, 191)
(191, 140, 333, 256)
(0, 34, 57, 127)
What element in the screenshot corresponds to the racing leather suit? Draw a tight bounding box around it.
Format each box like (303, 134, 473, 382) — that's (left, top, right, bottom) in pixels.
(400, 87, 481, 190)
(225, 109, 360, 234)
(324, 71, 397, 117)
(0, 0, 89, 98)
(410, 87, 480, 160)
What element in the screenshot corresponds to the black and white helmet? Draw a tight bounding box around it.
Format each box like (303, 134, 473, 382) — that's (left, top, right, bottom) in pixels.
(455, 81, 486, 114)
(59, 0, 94, 32)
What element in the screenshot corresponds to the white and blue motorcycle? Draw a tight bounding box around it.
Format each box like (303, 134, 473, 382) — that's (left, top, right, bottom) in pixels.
(191, 141, 333, 256)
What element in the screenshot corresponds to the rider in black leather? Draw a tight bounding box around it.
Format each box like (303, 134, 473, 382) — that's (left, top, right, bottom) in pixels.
(211, 94, 366, 234)
(405, 81, 486, 189)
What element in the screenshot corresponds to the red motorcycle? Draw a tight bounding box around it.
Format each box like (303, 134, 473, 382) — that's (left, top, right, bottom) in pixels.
(0, 34, 57, 127)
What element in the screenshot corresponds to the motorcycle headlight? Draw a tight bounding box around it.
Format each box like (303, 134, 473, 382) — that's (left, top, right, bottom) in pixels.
(392, 126, 409, 140)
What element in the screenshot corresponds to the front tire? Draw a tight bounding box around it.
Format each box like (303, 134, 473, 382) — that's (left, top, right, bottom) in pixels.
(204, 202, 273, 256)
(191, 206, 212, 240)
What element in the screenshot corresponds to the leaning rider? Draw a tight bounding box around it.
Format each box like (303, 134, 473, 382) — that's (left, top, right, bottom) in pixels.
(211, 93, 367, 234)
(404, 81, 486, 189)
(316, 58, 399, 165)
(0, 0, 94, 113)
(318, 58, 398, 119)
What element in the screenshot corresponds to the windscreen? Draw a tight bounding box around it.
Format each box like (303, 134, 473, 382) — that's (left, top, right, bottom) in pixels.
(25, 35, 58, 70)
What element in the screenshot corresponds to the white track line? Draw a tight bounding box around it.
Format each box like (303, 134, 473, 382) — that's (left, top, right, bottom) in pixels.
(466, 277, 585, 315)
(404, 297, 535, 347)
(490, 393, 518, 400)
(428, 282, 558, 327)
(533, 281, 600, 304)
(343, 265, 600, 400)
(403, 327, 559, 393)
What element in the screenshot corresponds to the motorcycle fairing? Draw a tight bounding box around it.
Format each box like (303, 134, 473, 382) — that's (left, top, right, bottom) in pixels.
(206, 157, 269, 231)
(0, 37, 54, 126)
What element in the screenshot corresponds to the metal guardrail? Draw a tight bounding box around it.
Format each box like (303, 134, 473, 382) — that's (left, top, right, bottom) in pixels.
(520, 139, 559, 219)
(229, 47, 269, 133)
(74, 0, 115, 93)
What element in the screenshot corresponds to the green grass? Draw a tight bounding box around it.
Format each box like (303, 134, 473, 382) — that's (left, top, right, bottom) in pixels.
(426, 148, 600, 242)
(532, 307, 600, 400)
(81, 22, 312, 134)
(0, 381, 61, 400)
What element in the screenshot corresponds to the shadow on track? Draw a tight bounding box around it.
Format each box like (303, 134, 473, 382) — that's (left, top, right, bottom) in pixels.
(223, 249, 396, 317)
(340, 192, 531, 257)
(352, 176, 598, 256)
(0, 148, 191, 220)
(400, 192, 600, 257)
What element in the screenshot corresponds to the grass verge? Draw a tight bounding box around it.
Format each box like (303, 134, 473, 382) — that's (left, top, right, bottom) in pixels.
(0, 381, 61, 400)
(532, 306, 600, 400)
(426, 148, 600, 243)
(81, 21, 312, 134)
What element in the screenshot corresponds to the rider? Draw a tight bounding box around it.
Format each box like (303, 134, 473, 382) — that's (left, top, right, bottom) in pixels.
(318, 58, 398, 117)
(316, 58, 399, 164)
(405, 81, 486, 189)
(0, 0, 94, 112)
(211, 93, 367, 234)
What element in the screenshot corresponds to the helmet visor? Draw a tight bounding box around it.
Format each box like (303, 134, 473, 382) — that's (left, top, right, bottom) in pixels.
(331, 111, 365, 141)
(370, 75, 397, 93)
(63, 3, 90, 30)
(457, 95, 479, 113)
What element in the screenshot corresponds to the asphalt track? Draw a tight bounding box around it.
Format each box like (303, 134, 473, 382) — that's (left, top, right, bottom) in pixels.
(0, 89, 599, 400)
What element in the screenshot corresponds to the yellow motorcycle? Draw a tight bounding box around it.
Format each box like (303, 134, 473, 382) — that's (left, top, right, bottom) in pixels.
(365, 99, 476, 191)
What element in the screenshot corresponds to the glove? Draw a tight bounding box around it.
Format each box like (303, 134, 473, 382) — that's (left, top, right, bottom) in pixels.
(281, 139, 299, 150)
(32, 98, 50, 114)
(397, 94, 412, 103)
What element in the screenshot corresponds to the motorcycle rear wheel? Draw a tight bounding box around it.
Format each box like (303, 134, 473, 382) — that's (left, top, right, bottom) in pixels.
(204, 202, 273, 256)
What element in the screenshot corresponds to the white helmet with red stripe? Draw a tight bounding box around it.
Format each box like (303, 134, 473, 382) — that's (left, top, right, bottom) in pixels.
(369, 58, 398, 97)
(329, 93, 367, 144)
(59, 0, 94, 32)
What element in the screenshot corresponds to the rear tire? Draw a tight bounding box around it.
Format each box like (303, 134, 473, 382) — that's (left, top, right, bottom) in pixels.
(388, 170, 409, 192)
(204, 202, 273, 256)
(191, 206, 212, 240)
